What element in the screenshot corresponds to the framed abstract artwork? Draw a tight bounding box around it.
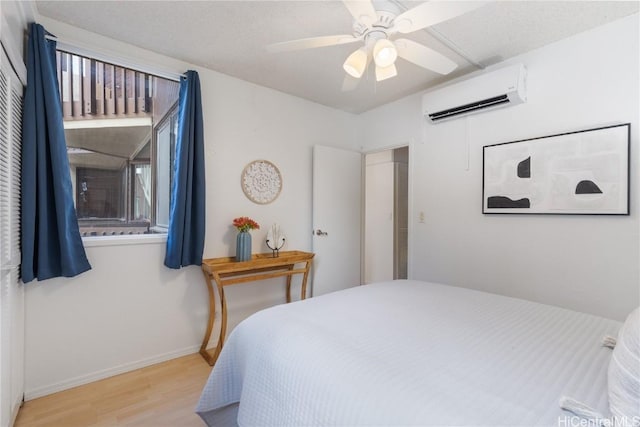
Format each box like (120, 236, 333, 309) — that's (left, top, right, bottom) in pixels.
(483, 123, 630, 215)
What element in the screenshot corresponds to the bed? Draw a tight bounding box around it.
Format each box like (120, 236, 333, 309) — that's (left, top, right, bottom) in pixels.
(196, 280, 638, 426)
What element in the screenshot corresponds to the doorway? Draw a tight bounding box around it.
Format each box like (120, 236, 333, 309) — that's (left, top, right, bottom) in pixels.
(364, 146, 408, 283)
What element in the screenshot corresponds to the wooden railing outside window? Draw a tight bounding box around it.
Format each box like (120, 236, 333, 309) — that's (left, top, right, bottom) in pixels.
(56, 51, 153, 120)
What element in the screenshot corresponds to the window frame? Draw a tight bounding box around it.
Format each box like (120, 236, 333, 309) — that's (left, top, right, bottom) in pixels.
(55, 48, 180, 239)
(129, 160, 151, 223)
(151, 103, 178, 233)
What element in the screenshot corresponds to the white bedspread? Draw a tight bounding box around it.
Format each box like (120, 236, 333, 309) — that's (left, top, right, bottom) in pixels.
(196, 280, 621, 426)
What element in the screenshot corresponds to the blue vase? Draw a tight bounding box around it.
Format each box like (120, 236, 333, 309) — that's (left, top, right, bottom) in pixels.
(236, 231, 252, 262)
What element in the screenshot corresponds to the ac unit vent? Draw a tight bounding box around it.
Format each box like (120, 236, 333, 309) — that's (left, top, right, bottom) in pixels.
(423, 64, 527, 124)
(428, 94, 510, 122)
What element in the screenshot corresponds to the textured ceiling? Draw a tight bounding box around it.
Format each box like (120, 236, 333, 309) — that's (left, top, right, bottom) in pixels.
(36, 1, 639, 114)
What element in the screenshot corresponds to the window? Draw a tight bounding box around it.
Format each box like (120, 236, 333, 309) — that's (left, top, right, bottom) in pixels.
(57, 50, 180, 237)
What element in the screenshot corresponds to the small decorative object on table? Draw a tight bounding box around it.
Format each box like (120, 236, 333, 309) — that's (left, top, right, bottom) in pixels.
(232, 217, 260, 262)
(265, 223, 286, 258)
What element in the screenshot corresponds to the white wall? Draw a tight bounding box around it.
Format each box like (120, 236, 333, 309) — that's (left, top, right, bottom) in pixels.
(24, 17, 359, 399)
(360, 14, 639, 322)
(364, 152, 395, 283)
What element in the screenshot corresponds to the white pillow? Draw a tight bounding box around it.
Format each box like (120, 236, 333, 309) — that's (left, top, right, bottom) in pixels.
(608, 307, 640, 426)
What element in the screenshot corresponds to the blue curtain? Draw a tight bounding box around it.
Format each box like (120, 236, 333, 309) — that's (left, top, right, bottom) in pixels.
(164, 70, 206, 269)
(21, 23, 91, 283)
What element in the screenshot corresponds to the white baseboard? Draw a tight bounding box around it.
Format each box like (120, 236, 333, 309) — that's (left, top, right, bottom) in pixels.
(24, 345, 201, 401)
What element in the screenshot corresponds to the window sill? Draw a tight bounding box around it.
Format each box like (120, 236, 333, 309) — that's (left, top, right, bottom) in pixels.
(82, 234, 167, 248)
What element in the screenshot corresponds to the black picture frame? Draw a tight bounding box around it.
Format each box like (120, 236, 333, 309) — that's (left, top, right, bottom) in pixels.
(482, 123, 630, 215)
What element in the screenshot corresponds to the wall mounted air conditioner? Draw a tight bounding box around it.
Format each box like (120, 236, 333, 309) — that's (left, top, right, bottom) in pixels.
(423, 63, 527, 123)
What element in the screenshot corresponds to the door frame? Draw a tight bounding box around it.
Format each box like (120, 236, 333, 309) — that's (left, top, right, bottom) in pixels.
(362, 142, 413, 281)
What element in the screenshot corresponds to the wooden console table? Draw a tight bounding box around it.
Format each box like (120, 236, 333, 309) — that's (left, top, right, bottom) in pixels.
(199, 250, 314, 366)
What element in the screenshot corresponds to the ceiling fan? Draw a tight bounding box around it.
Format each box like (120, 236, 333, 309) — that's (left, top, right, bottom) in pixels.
(267, 1, 486, 85)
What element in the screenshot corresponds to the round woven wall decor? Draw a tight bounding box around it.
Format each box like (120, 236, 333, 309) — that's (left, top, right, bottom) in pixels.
(241, 160, 282, 204)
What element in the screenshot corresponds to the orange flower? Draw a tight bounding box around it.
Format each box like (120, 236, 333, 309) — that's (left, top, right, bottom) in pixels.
(232, 217, 260, 232)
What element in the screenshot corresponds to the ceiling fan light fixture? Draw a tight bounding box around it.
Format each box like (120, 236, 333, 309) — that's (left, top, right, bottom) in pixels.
(375, 63, 397, 82)
(373, 38, 397, 68)
(343, 47, 368, 79)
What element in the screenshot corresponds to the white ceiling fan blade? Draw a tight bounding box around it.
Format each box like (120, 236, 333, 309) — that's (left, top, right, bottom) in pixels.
(342, 0, 377, 27)
(375, 63, 397, 82)
(394, 1, 488, 34)
(267, 35, 359, 53)
(395, 38, 457, 75)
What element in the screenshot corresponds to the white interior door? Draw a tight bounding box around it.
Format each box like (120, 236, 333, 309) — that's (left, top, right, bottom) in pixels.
(312, 145, 362, 296)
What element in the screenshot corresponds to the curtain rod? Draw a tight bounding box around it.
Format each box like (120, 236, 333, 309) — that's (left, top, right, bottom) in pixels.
(44, 34, 184, 82)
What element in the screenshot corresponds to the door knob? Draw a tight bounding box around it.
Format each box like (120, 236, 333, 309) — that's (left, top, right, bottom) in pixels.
(315, 229, 328, 236)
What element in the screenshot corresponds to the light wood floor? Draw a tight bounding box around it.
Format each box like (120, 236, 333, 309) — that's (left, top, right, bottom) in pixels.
(15, 353, 212, 427)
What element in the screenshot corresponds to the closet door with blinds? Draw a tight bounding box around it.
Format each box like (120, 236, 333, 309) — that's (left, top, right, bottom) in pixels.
(0, 45, 24, 427)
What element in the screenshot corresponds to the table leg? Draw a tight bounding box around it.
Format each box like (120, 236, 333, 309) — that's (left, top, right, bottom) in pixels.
(300, 260, 311, 300)
(285, 264, 294, 303)
(199, 270, 217, 366)
(208, 273, 227, 366)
